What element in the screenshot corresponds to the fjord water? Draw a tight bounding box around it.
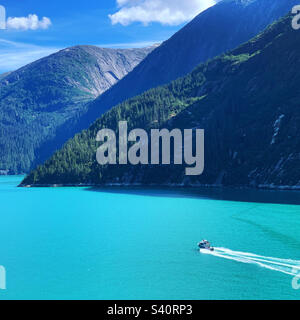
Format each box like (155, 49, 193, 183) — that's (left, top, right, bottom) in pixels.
(0, 176, 300, 300)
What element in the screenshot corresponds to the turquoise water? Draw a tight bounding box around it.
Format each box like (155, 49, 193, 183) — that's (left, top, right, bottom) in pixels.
(0, 175, 300, 300)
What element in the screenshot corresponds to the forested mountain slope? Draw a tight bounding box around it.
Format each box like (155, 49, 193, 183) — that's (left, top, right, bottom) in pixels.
(22, 15, 300, 189)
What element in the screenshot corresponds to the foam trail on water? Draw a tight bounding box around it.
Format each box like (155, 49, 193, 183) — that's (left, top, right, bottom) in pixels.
(200, 247, 300, 276)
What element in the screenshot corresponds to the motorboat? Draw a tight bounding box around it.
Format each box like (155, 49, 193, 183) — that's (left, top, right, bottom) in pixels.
(198, 240, 214, 251)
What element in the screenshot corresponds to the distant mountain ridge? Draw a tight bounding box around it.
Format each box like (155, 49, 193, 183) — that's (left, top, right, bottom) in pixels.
(21, 14, 300, 189)
(75, 0, 299, 131)
(0, 72, 11, 80)
(0, 45, 154, 173)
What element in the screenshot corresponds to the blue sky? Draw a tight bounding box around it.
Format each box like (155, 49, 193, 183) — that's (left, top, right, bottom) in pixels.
(0, 0, 218, 72)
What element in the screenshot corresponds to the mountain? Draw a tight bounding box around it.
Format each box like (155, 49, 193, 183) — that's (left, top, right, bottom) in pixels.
(0, 72, 11, 80)
(0, 45, 154, 173)
(21, 14, 300, 189)
(74, 0, 299, 131)
(1, 0, 296, 174)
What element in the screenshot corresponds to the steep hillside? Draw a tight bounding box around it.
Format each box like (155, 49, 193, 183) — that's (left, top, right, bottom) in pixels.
(0, 45, 153, 173)
(74, 0, 299, 131)
(21, 15, 300, 189)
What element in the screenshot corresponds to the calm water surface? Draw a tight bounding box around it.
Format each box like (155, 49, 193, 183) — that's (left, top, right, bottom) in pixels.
(0, 176, 300, 300)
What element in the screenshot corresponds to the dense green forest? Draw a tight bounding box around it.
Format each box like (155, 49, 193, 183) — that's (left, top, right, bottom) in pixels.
(22, 15, 300, 189)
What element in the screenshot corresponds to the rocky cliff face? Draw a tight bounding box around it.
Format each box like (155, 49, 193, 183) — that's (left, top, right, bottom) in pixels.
(56, 46, 158, 98)
(0, 45, 154, 173)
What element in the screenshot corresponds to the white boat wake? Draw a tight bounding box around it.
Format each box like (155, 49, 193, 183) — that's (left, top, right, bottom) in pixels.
(200, 247, 300, 276)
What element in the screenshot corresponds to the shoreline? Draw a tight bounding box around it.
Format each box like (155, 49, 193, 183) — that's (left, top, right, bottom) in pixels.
(18, 182, 300, 191)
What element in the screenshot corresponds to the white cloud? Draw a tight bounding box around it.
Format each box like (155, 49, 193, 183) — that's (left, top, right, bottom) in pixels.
(0, 39, 59, 72)
(109, 0, 217, 26)
(6, 14, 51, 31)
